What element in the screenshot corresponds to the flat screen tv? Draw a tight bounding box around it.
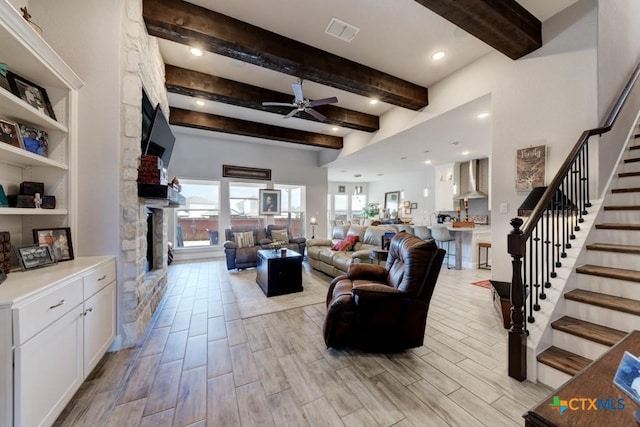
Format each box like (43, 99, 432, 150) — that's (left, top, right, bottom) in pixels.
(142, 103, 175, 168)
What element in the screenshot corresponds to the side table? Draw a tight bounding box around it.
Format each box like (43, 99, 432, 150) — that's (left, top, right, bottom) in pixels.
(370, 249, 388, 265)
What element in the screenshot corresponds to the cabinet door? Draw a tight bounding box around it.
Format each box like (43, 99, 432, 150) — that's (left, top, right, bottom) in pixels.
(83, 281, 116, 375)
(14, 304, 83, 427)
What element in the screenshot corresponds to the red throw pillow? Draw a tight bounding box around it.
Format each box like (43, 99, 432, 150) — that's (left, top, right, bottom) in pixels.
(332, 234, 358, 251)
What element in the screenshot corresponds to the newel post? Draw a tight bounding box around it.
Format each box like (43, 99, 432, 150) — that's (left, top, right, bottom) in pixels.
(508, 217, 527, 381)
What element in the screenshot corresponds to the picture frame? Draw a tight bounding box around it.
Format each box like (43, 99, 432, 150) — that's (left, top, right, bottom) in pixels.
(404, 208, 412, 215)
(259, 189, 281, 215)
(222, 164, 271, 181)
(403, 201, 410, 208)
(14, 244, 56, 270)
(0, 117, 23, 149)
(19, 124, 48, 157)
(516, 144, 546, 191)
(338, 185, 346, 193)
(33, 227, 74, 262)
(384, 191, 400, 215)
(381, 232, 395, 250)
(613, 351, 640, 405)
(410, 202, 418, 209)
(6, 71, 57, 120)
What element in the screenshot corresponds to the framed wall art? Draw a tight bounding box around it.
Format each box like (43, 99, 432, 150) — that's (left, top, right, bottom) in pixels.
(222, 164, 271, 181)
(0, 117, 23, 149)
(33, 227, 74, 262)
(516, 144, 546, 191)
(7, 71, 56, 120)
(259, 189, 281, 215)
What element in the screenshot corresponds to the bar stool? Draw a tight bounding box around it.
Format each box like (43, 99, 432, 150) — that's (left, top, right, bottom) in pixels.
(431, 226, 455, 269)
(478, 241, 491, 270)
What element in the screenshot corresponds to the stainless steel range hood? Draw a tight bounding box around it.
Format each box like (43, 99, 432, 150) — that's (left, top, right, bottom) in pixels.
(455, 159, 487, 199)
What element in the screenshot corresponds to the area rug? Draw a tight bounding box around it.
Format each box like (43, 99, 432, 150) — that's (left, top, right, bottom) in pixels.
(470, 279, 491, 289)
(228, 268, 329, 318)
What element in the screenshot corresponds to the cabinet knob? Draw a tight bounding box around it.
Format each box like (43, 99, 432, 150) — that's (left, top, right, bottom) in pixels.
(49, 300, 65, 309)
(83, 307, 93, 316)
(97, 275, 107, 281)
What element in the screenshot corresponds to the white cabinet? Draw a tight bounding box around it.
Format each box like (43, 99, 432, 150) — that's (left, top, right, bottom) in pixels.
(0, 256, 116, 427)
(435, 163, 456, 211)
(0, 0, 82, 247)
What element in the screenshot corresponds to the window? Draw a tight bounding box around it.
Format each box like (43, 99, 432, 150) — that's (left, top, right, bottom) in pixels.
(351, 194, 366, 222)
(274, 184, 306, 237)
(334, 195, 348, 223)
(229, 182, 266, 228)
(175, 179, 220, 247)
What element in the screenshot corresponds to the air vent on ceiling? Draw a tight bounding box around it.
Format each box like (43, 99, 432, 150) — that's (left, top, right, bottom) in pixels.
(325, 17, 360, 43)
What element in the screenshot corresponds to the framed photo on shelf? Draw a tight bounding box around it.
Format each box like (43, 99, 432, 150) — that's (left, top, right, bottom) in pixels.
(259, 189, 281, 215)
(19, 124, 48, 157)
(0, 117, 23, 149)
(33, 227, 74, 262)
(6, 71, 56, 120)
(14, 244, 56, 270)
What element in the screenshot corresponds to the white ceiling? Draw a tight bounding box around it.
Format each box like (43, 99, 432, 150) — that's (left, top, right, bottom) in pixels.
(161, 0, 580, 182)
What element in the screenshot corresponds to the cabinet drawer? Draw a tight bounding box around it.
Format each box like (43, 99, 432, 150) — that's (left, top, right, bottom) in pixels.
(83, 261, 116, 298)
(13, 278, 83, 345)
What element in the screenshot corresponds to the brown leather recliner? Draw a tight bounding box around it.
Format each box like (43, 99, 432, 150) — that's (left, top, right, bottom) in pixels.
(323, 232, 445, 351)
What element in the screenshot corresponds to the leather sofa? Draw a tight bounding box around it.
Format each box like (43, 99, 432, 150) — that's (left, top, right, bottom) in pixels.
(306, 223, 431, 277)
(223, 224, 306, 270)
(323, 232, 445, 350)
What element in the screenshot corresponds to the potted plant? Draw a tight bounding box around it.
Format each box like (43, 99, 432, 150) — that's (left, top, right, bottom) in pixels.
(363, 202, 379, 219)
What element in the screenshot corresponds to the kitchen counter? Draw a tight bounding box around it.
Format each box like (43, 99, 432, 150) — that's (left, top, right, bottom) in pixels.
(429, 224, 491, 269)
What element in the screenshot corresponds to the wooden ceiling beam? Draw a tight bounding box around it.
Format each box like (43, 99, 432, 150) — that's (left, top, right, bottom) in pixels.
(143, 0, 428, 110)
(414, 0, 541, 60)
(165, 65, 379, 133)
(169, 107, 343, 150)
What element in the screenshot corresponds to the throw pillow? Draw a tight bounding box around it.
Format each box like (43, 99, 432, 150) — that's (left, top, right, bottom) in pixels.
(331, 234, 358, 251)
(233, 231, 255, 249)
(271, 228, 289, 244)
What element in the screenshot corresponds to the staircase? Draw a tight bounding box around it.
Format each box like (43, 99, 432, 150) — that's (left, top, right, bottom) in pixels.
(535, 131, 640, 388)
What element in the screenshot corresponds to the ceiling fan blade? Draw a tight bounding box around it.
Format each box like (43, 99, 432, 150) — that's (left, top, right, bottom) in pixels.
(283, 109, 299, 119)
(292, 82, 304, 103)
(306, 108, 327, 121)
(308, 96, 338, 107)
(262, 102, 295, 107)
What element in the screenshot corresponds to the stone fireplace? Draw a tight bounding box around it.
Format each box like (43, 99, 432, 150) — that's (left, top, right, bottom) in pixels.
(117, 0, 171, 347)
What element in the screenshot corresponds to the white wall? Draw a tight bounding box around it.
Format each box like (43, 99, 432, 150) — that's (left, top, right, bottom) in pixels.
(168, 129, 329, 239)
(30, 0, 121, 258)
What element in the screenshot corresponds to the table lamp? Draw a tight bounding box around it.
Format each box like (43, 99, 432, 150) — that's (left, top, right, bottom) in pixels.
(309, 216, 317, 239)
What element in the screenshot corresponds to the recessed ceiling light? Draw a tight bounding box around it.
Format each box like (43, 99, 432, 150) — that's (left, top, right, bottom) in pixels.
(461, 151, 470, 155)
(190, 47, 203, 57)
(424, 160, 432, 164)
(377, 173, 384, 176)
(400, 156, 407, 160)
(195, 100, 205, 106)
(432, 50, 446, 61)
(331, 127, 339, 131)
(477, 112, 490, 119)
(354, 173, 362, 177)
(369, 99, 378, 105)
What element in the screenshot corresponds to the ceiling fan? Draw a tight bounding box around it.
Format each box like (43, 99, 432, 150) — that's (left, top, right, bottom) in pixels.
(262, 78, 338, 121)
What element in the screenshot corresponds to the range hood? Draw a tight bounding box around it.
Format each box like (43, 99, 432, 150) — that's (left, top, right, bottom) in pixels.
(455, 159, 487, 199)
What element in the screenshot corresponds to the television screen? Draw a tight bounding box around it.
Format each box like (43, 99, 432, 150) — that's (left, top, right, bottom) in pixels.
(143, 104, 175, 168)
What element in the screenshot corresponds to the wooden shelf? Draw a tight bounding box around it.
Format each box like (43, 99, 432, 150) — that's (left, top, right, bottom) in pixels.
(0, 142, 67, 170)
(0, 208, 67, 215)
(0, 88, 67, 132)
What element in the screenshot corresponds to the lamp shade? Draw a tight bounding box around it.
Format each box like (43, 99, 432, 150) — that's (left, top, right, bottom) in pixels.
(309, 216, 318, 225)
(518, 186, 576, 216)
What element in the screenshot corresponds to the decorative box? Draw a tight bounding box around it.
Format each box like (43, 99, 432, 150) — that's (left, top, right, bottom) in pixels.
(7, 195, 35, 208)
(41, 196, 56, 209)
(19, 181, 45, 196)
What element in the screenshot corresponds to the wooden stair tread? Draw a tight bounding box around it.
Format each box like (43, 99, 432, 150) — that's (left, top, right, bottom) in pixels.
(576, 264, 640, 282)
(611, 187, 640, 193)
(551, 316, 626, 346)
(603, 205, 640, 210)
(564, 288, 640, 315)
(537, 346, 591, 376)
(624, 157, 640, 163)
(586, 242, 640, 254)
(595, 223, 640, 230)
(619, 171, 640, 178)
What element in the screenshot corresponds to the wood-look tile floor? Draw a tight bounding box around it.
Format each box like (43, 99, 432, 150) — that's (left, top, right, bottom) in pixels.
(54, 260, 551, 427)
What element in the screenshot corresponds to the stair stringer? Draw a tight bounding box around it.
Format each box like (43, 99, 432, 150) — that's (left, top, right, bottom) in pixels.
(523, 198, 603, 382)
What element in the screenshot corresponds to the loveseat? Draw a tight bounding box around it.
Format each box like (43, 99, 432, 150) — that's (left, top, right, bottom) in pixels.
(306, 223, 431, 277)
(223, 224, 306, 270)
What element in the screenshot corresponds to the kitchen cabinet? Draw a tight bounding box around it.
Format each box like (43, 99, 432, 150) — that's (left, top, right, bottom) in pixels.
(435, 163, 456, 211)
(0, 256, 116, 427)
